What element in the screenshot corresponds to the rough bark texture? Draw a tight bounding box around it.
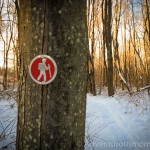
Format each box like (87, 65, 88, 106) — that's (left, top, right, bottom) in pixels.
(16, 0, 88, 150)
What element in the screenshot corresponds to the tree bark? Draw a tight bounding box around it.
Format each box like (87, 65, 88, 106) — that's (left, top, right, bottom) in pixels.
(105, 0, 114, 96)
(16, 0, 88, 150)
(101, 0, 108, 87)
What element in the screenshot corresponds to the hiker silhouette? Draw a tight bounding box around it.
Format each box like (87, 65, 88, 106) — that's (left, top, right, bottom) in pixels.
(37, 58, 51, 82)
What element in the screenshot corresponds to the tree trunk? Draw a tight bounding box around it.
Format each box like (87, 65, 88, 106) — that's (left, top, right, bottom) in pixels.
(16, 1, 88, 150)
(105, 0, 114, 96)
(102, 0, 108, 87)
(90, 0, 96, 96)
(144, 0, 150, 93)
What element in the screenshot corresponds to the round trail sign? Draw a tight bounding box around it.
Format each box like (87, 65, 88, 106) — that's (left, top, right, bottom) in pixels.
(29, 55, 57, 85)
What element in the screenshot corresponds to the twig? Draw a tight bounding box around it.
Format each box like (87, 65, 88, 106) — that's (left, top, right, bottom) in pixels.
(1, 141, 16, 149)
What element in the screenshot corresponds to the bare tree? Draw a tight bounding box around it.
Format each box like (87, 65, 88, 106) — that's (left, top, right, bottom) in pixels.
(105, 0, 114, 96)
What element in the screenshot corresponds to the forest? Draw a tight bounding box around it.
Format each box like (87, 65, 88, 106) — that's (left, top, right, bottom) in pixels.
(0, 0, 149, 150)
(0, 0, 150, 95)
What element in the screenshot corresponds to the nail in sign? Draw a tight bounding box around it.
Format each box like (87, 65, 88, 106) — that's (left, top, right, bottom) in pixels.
(29, 55, 57, 84)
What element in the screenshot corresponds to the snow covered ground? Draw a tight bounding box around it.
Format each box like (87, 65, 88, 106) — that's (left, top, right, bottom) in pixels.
(85, 91, 150, 150)
(0, 90, 150, 150)
(0, 99, 17, 150)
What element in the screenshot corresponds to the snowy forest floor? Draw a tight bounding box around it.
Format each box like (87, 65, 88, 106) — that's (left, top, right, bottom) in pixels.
(0, 89, 150, 150)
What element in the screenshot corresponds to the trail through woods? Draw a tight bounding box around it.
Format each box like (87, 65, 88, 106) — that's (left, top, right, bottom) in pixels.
(85, 91, 150, 150)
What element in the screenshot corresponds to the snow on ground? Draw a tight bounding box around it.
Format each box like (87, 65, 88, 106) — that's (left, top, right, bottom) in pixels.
(85, 91, 150, 150)
(0, 90, 150, 150)
(0, 99, 17, 150)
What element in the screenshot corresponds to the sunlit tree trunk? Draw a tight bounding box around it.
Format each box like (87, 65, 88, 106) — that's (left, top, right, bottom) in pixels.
(113, 0, 122, 90)
(87, 0, 96, 95)
(102, 0, 108, 87)
(123, 7, 128, 84)
(143, 0, 150, 91)
(131, 1, 139, 91)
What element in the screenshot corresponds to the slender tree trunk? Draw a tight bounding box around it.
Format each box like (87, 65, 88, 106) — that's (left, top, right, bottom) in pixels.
(128, 38, 132, 88)
(102, 0, 107, 87)
(3, 29, 8, 90)
(90, 0, 96, 95)
(124, 12, 127, 83)
(131, 1, 139, 91)
(105, 0, 114, 96)
(144, 0, 150, 92)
